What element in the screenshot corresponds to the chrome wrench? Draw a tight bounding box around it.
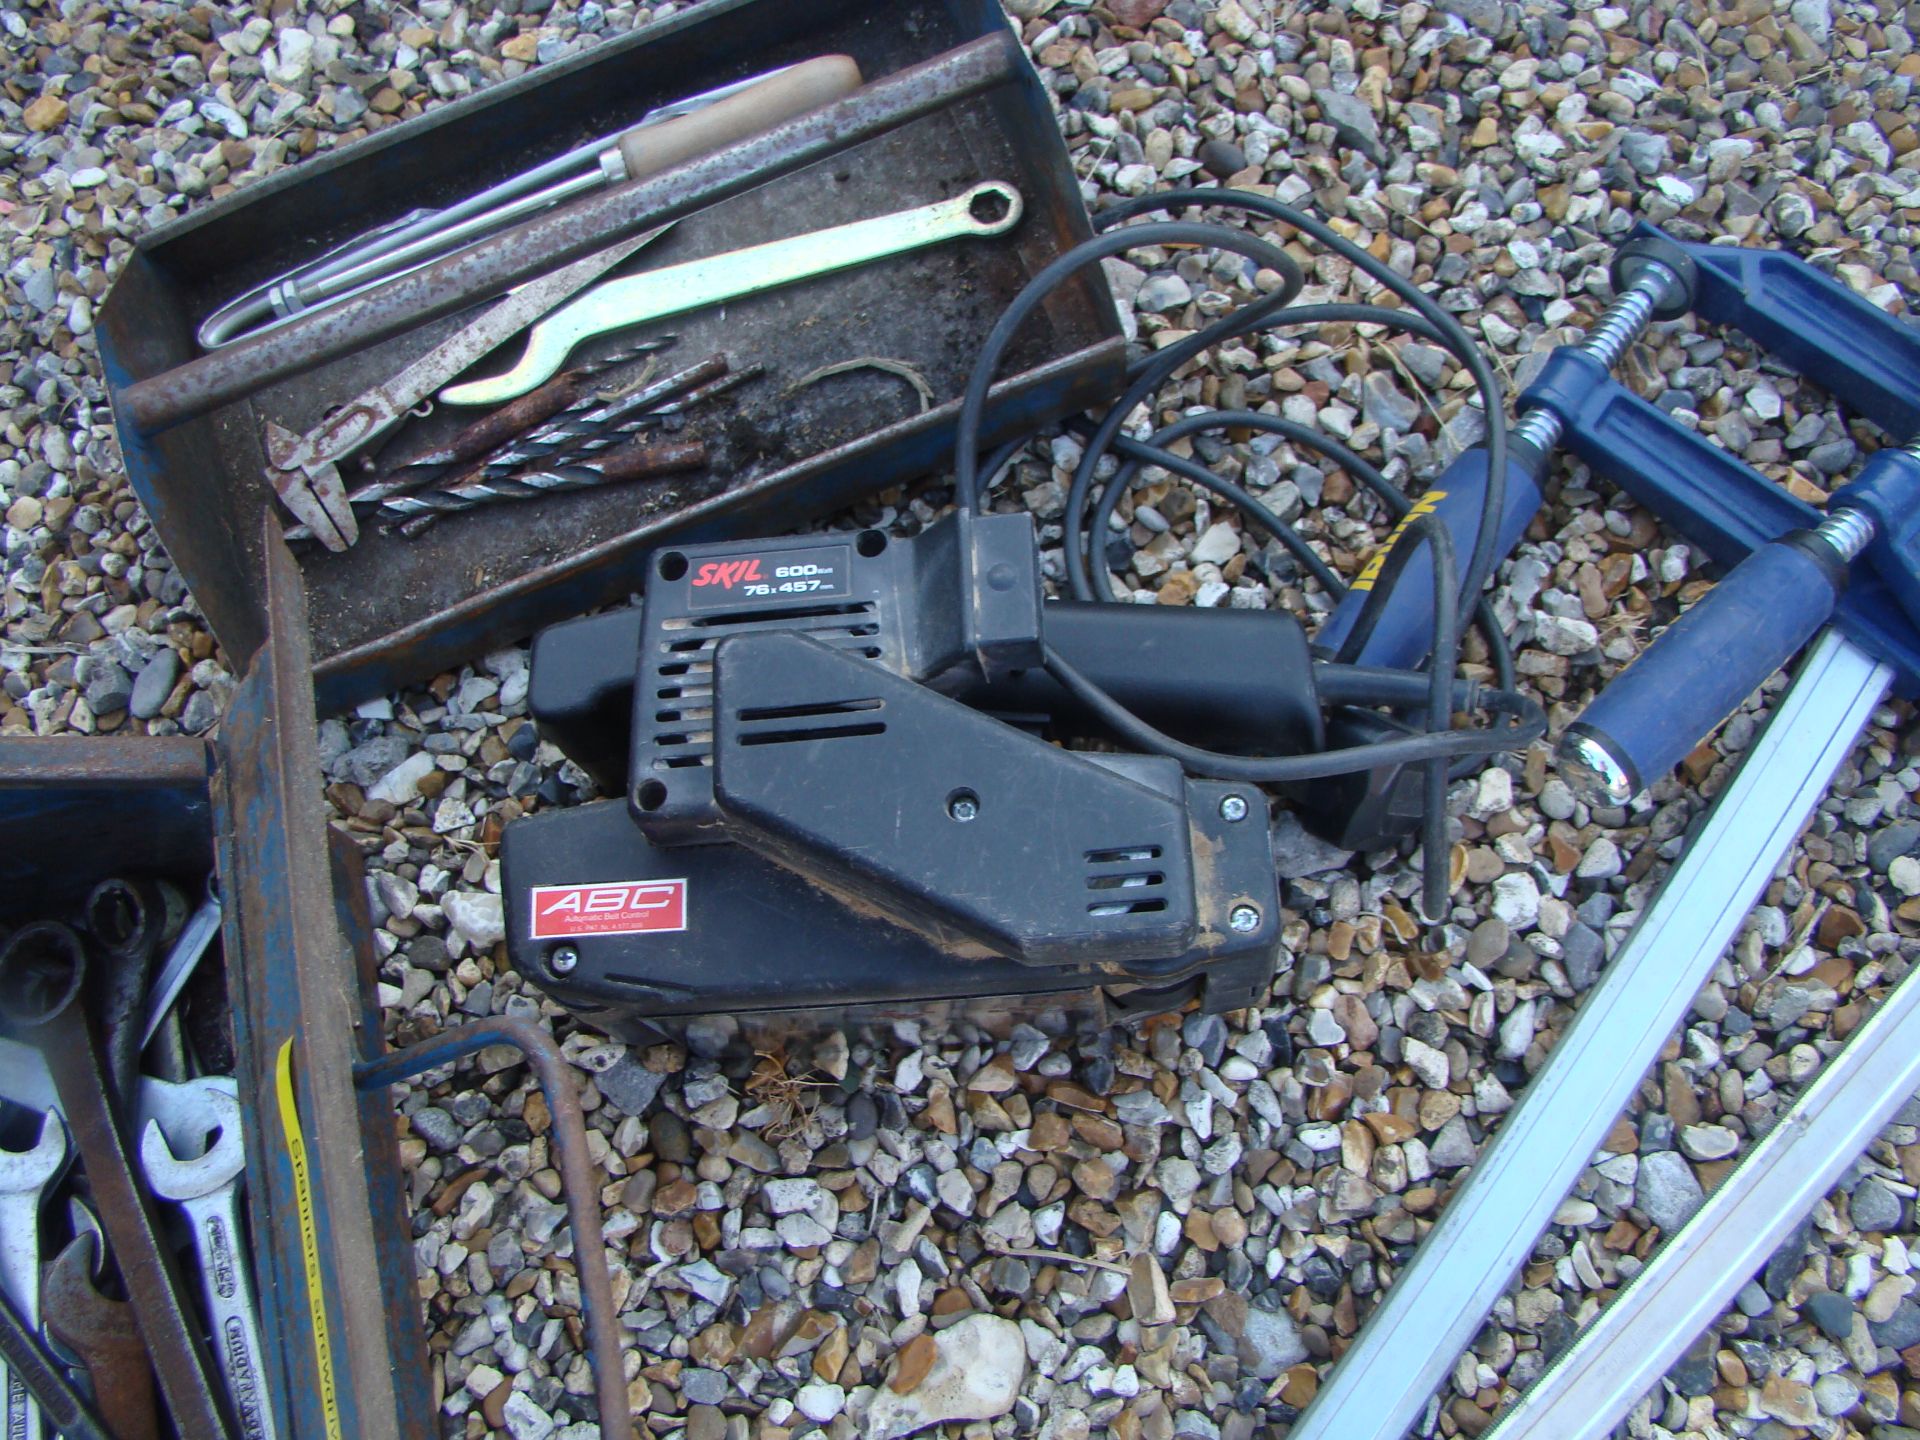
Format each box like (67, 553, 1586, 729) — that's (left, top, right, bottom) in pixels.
(440, 180, 1024, 406)
(0, 1112, 67, 1440)
(139, 1083, 274, 1440)
(140, 879, 222, 1050)
(261, 224, 670, 551)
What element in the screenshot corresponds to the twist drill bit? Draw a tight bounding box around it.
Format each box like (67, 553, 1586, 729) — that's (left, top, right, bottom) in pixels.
(283, 359, 747, 544)
(466, 355, 738, 477)
(379, 437, 706, 528)
(369, 339, 676, 487)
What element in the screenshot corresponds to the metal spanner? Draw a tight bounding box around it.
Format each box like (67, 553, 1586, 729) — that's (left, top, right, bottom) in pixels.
(0, 922, 234, 1440)
(0, 1111, 66, 1440)
(43, 1233, 156, 1440)
(440, 180, 1025, 406)
(140, 878, 222, 1051)
(140, 1083, 275, 1440)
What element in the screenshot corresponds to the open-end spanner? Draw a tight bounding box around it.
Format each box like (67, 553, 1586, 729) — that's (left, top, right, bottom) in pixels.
(140, 1083, 275, 1440)
(0, 1111, 66, 1440)
(0, 1282, 110, 1440)
(0, 921, 234, 1440)
(42, 1233, 156, 1440)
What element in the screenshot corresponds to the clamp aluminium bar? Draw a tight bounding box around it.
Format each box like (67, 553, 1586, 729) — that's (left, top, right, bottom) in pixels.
(1285, 628, 1894, 1440)
(1485, 914, 1920, 1440)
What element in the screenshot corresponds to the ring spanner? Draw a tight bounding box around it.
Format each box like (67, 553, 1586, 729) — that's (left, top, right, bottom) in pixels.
(440, 181, 1024, 406)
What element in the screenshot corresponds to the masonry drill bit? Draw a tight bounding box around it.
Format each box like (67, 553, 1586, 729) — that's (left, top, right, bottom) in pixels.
(466, 354, 733, 477)
(471, 365, 762, 474)
(378, 437, 707, 529)
(367, 339, 675, 486)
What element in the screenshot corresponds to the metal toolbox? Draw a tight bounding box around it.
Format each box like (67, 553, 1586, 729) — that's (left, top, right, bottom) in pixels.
(0, 555, 430, 1440)
(96, 0, 1122, 714)
(2, 536, 646, 1439)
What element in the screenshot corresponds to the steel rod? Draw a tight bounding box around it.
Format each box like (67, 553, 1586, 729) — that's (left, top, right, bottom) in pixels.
(1485, 935, 1920, 1439)
(121, 33, 1022, 434)
(1286, 628, 1894, 1440)
(355, 1018, 634, 1440)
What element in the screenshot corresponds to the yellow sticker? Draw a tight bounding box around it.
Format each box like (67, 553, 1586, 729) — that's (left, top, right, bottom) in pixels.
(1350, 490, 1449, 593)
(275, 1039, 343, 1440)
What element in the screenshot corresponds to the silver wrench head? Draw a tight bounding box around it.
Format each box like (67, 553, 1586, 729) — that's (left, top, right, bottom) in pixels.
(0, 1109, 65, 1193)
(139, 1085, 244, 1202)
(138, 1073, 240, 1157)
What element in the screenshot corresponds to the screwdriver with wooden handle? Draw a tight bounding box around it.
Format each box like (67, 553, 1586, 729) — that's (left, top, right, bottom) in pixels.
(195, 56, 863, 349)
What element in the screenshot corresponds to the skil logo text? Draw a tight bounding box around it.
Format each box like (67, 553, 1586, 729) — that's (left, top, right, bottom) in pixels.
(690, 558, 764, 590)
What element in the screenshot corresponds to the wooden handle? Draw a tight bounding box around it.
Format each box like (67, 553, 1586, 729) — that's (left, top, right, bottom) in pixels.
(615, 55, 863, 183)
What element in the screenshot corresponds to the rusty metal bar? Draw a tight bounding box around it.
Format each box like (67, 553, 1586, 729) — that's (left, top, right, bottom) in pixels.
(353, 1017, 633, 1440)
(120, 33, 1022, 435)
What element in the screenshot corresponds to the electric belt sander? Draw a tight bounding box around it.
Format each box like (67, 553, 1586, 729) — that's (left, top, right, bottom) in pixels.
(504, 511, 1317, 1041)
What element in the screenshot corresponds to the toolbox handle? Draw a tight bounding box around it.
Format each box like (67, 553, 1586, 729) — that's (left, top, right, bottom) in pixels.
(615, 56, 863, 184)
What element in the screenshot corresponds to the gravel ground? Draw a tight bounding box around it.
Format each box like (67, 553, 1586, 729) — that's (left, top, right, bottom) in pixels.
(8, 0, 1920, 1436)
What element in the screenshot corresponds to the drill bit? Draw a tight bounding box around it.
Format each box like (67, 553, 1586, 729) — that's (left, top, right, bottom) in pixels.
(379, 437, 707, 529)
(283, 357, 749, 544)
(466, 354, 735, 477)
(366, 338, 674, 485)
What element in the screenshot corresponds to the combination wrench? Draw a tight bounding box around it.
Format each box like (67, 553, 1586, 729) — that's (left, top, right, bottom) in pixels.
(140, 1082, 275, 1440)
(0, 1112, 66, 1440)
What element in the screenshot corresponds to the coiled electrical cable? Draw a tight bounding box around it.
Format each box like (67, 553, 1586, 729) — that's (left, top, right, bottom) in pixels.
(953, 188, 1544, 918)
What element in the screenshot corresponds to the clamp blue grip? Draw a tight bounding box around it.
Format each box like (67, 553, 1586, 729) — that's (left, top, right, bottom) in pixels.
(1523, 349, 1821, 568)
(1568, 537, 1842, 797)
(1314, 445, 1546, 670)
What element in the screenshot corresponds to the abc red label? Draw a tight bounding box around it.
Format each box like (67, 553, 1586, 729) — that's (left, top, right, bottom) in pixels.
(529, 879, 687, 939)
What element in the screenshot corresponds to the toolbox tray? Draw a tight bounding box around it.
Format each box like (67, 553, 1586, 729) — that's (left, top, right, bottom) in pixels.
(98, 0, 1122, 714)
(0, 545, 435, 1440)
(0, 630, 429, 1440)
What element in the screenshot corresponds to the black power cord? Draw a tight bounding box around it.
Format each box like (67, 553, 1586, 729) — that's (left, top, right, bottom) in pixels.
(953, 188, 1545, 921)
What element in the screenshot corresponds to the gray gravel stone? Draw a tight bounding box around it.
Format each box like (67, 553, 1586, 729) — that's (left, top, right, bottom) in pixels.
(594, 1056, 663, 1117)
(1870, 1299, 1920, 1351)
(410, 1106, 462, 1153)
(1312, 89, 1383, 162)
(1852, 1177, 1905, 1233)
(1636, 1151, 1705, 1233)
(1806, 1290, 1856, 1342)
